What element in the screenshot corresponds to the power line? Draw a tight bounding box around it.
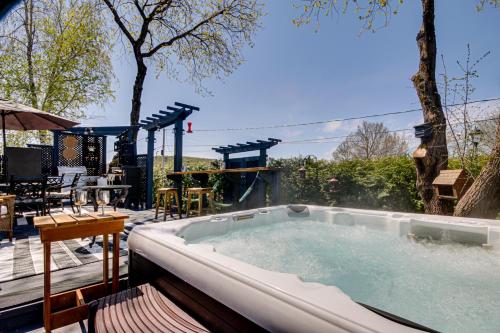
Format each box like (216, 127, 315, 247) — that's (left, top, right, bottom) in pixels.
(177, 116, 499, 148)
(194, 97, 500, 132)
(280, 116, 500, 145)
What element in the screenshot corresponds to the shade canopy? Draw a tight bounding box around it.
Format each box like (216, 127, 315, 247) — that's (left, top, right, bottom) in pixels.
(0, 98, 80, 152)
(0, 99, 79, 131)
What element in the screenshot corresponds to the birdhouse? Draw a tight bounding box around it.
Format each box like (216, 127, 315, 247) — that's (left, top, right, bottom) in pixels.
(414, 123, 433, 143)
(432, 169, 472, 200)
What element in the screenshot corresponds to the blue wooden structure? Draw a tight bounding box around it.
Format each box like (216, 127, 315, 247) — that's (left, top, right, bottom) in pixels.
(140, 102, 199, 209)
(213, 138, 281, 209)
(213, 138, 281, 169)
(52, 126, 138, 175)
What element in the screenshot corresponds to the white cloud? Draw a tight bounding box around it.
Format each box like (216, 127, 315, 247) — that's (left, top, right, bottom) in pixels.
(322, 121, 342, 133)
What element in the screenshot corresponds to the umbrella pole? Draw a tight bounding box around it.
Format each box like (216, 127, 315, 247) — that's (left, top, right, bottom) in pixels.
(1, 112, 5, 154)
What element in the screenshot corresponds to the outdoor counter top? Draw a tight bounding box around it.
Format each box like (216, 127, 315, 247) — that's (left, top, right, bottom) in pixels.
(166, 167, 278, 176)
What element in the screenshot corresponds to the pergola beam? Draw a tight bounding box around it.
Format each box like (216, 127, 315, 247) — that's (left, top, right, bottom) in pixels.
(212, 138, 281, 155)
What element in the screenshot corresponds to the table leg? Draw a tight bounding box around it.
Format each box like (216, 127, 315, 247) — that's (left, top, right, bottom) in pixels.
(103, 233, 109, 286)
(112, 232, 119, 293)
(91, 190, 98, 212)
(43, 242, 51, 332)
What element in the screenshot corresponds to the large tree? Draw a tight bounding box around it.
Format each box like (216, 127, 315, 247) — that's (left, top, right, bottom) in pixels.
(333, 121, 408, 161)
(0, 0, 113, 145)
(454, 117, 500, 218)
(294, 0, 499, 216)
(101, 0, 263, 138)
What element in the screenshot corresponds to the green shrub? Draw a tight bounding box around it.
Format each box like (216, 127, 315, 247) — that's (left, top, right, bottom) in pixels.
(269, 156, 422, 212)
(152, 155, 488, 213)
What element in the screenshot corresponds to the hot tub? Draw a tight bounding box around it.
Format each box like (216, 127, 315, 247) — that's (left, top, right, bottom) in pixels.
(127, 205, 500, 333)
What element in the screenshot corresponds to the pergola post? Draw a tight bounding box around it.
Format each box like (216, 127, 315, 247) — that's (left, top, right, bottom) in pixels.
(174, 119, 183, 210)
(139, 102, 199, 210)
(145, 129, 155, 209)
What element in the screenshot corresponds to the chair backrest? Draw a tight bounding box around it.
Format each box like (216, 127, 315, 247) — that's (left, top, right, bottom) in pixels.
(9, 176, 47, 201)
(47, 175, 64, 189)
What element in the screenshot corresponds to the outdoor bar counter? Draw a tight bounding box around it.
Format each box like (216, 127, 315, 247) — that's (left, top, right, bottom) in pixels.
(167, 167, 281, 209)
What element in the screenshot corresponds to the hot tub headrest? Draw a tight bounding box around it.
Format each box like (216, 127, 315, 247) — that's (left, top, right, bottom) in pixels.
(287, 205, 310, 217)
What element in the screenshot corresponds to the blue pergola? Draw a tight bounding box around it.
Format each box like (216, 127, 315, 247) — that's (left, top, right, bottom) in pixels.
(140, 102, 199, 208)
(212, 138, 281, 168)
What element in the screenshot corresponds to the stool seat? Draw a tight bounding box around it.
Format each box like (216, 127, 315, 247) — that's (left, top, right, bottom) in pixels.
(187, 187, 213, 192)
(89, 283, 210, 333)
(158, 187, 178, 192)
(156, 187, 181, 220)
(186, 187, 214, 217)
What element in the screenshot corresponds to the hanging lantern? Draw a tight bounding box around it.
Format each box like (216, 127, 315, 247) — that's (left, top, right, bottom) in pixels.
(328, 177, 339, 192)
(298, 166, 306, 179)
(187, 121, 193, 133)
(470, 126, 482, 147)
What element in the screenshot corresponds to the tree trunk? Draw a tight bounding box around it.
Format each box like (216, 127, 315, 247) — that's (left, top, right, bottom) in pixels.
(23, 0, 37, 109)
(454, 119, 500, 218)
(411, 0, 452, 215)
(130, 56, 147, 140)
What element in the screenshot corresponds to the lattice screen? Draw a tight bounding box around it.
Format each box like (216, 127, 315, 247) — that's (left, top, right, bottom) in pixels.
(57, 134, 105, 176)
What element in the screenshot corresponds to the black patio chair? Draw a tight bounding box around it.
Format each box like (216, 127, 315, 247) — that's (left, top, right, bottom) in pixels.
(46, 173, 81, 213)
(8, 175, 47, 217)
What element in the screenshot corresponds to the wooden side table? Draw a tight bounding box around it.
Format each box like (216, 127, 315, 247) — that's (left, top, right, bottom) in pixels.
(34, 211, 128, 332)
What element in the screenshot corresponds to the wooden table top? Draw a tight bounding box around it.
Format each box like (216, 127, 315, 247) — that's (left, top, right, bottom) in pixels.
(167, 167, 277, 176)
(82, 185, 132, 190)
(34, 211, 129, 230)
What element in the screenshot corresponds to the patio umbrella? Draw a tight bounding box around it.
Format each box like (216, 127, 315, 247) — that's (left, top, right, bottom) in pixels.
(0, 98, 79, 151)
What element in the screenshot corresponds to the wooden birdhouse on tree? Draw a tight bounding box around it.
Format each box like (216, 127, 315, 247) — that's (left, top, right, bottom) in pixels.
(432, 169, 472, 200)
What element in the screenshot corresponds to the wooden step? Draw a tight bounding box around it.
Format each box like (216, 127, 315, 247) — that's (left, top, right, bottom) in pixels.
(90, 283, 210, 333)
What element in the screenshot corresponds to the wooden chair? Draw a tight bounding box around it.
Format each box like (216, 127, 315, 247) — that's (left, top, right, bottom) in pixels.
(155, 188, 181, 220)
(186, 188, 214, 217)
(0, 195, 15, 242)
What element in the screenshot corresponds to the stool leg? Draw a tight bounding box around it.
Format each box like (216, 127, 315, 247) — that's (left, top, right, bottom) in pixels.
(197, 193, 202, 216)
(155, 192, 161, 219)
(209, 192, 215, 214)
(174, 192, 181, 219)
(169, 192, 174, 218)
(163, 192, 172, 221)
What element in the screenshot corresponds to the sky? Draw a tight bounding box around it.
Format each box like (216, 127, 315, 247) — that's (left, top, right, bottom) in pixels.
(83, 0, 500, 161)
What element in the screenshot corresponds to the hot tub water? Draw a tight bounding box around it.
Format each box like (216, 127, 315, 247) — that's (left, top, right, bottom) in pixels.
(189, 219, 500, 333)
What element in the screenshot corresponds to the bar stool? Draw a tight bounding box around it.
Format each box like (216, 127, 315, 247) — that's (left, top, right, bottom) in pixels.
(155, 188, 181, 220)
(186, 187, 214, 216)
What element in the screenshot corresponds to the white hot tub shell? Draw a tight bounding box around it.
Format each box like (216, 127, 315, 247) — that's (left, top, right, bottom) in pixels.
(127, 205, 500, 333)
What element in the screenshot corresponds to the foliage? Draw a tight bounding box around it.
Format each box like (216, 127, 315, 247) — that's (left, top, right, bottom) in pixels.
(292, 0, 402, 32)
(292, 0, 500, 216)
(0, 0, 114, 145)
(152, 156, 224, 205)
(270, 156, 423, 212)
(293, 0, 497, 32)
(150, 154, 491, 213)
(439, 44, 498, 183)
(102, 0, 264, 131)
(333, 121, 408, 160)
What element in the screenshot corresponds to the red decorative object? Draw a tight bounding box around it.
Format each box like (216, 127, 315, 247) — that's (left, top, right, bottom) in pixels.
(187, 121, 193, 133)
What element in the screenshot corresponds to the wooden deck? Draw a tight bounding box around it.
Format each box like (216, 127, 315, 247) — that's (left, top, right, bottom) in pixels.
(0, 208, 177, 311)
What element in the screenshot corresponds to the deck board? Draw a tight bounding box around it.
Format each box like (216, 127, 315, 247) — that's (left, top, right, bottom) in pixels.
(0, 208, 178, 310)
